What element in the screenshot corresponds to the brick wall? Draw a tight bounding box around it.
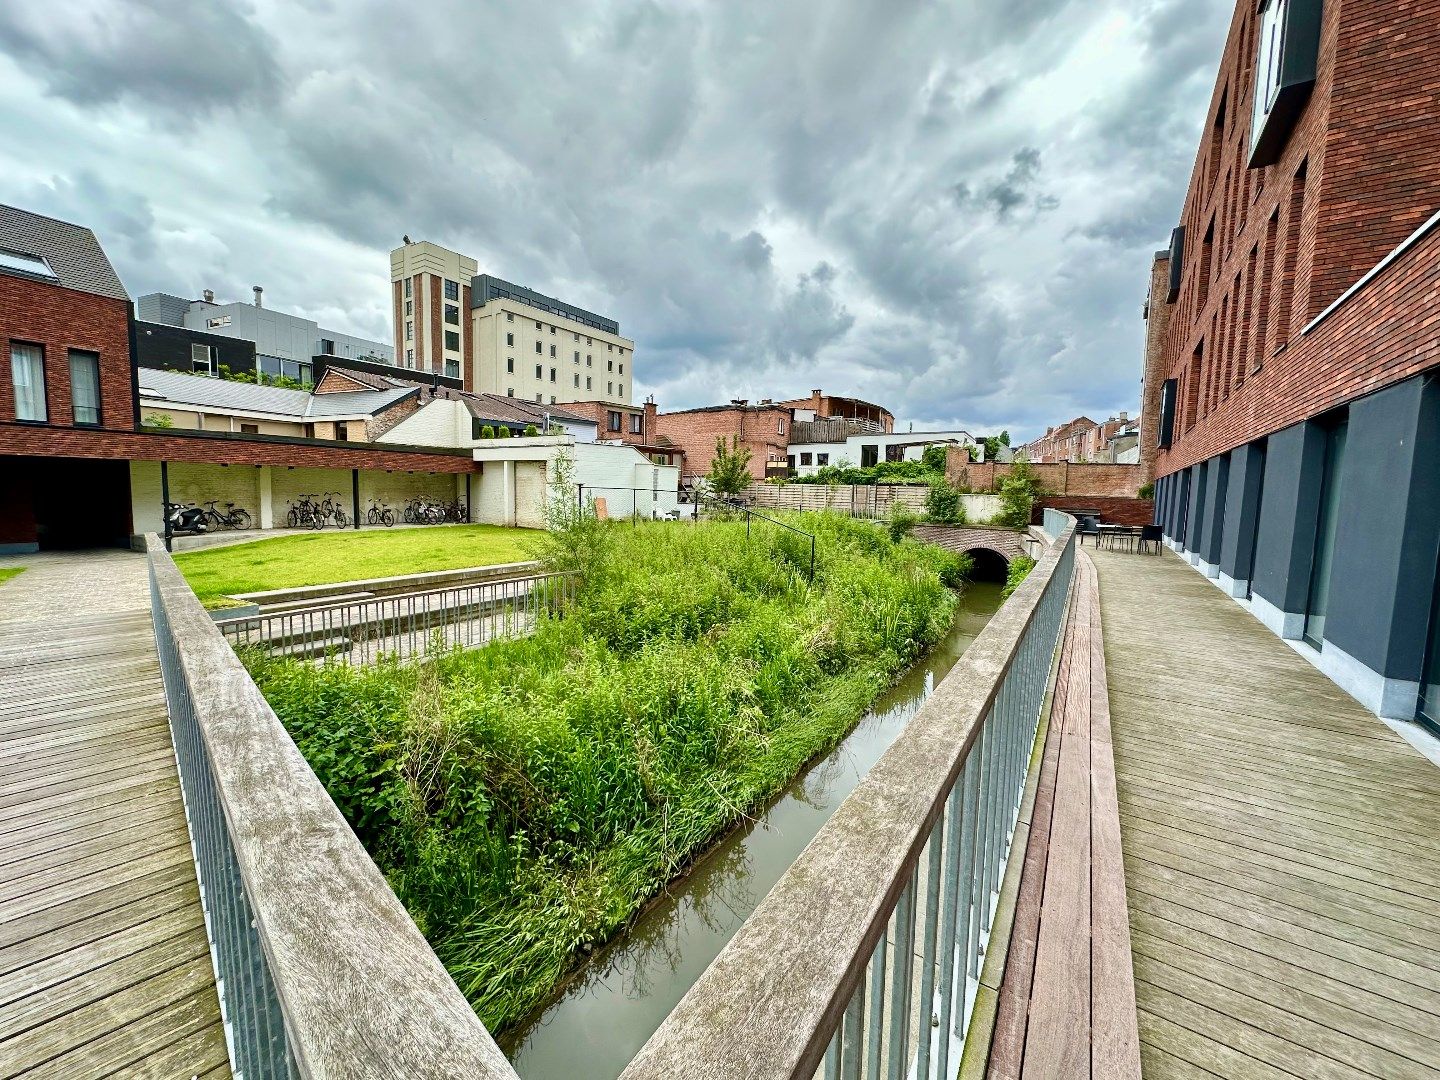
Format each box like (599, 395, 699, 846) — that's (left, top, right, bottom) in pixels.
(1140, 254, 1172, 482)
(1149, 0, 1440, 479)
(461, 283, 474, 392)
(945, 452, 1145, 497)
(0, 275, 132, 432)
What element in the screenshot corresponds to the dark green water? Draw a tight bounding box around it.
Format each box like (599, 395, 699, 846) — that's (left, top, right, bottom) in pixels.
(504, 582, 1006, 1079)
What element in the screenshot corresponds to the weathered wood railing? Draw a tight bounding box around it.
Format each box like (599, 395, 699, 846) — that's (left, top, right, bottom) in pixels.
(619, 513, 1078, 1080)
(145, 535, 516, 1079)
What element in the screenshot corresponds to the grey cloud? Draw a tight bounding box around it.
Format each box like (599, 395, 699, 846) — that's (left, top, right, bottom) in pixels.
(0, 0, 1235, 440)
(0, 0, 283, 116)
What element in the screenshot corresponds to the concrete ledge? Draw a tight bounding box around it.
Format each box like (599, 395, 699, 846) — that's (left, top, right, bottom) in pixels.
(1198, 558, 1220, 579)
(1217, 571, 1248, 598)
(1314, 639, 1421, 720)
(1249, 591, 1305, 640)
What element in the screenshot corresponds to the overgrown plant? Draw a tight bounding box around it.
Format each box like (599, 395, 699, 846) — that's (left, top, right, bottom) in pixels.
(924, 478, 966, 525)
(528, 448, 613, 582)
(1002, 554, 1036, 598)
(887, 502, 918, 542)
(250, 513, 968, 1033)
(997, 461, 1043, 528)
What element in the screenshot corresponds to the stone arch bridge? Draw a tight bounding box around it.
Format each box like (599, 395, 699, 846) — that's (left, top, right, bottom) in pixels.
(910, 524, 1030, 581)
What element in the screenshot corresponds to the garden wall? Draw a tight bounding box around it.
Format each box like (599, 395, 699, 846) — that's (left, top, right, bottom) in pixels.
(945, 452, 1144, 498)
(744, 483, 1002, 523)
(1038, 495, 1155, 526)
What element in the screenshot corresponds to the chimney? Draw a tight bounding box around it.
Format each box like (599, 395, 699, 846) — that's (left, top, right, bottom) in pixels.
(202, 289, 215, 303)
(1119, 411, 1129, 422)
(252, 285, 264, 308)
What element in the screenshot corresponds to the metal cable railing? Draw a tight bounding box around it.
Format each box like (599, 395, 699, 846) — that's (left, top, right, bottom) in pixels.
(145, 535, 518, 1079)
(215, 572, 576, 667)
(620, 514, 1078, 1080)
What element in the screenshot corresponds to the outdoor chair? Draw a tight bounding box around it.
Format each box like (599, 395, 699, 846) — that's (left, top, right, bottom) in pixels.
(1138, 524, 1163, 555)
(1077, 517, 1101, 546)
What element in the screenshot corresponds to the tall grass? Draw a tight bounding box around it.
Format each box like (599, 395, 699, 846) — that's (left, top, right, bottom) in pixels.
(249, 514, 964, 1032)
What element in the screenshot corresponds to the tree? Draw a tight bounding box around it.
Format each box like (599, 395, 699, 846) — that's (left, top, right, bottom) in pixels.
(479, 425, 495, 439)
(980, 430, 1011, 462)
(706, 436, 754, 498)
(531, 448, 613, 583)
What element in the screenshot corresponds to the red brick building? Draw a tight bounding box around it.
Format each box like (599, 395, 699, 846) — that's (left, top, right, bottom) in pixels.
(655, 401, 795, 482)
(554, 397, 682, 468)
(1143, 0, 1440, 727)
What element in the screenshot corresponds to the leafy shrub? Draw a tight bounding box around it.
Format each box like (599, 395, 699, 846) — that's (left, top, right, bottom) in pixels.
(887, 502, 918, 542)
(1002, 554, 1036, 598)
(924, 478, 966, 525)
(479, 425, 495, 439)
(707, 436, 754, 497)
(251, 511, 966, 1031)
(1138, 481, 1155, 500)
(142, 412, 174, 428)
(997, 461, 1043, 528)
(524, 423, 539, 437)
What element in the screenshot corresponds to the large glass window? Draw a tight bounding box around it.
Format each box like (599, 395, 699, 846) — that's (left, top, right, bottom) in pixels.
(444, 279, 459, 301)
(10, 342, 46, 421)
(1303, 417, 1348, 648)
(69, 350, 101, 425)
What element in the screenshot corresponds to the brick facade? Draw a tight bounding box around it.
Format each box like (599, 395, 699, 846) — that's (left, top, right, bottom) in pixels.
(1149, 0, 1440, 479)
(1139, 253, 1171, 482)
(0, 275, 133, 433)
(656, 404, 792, 481)
(1038, 496, 1154, 527)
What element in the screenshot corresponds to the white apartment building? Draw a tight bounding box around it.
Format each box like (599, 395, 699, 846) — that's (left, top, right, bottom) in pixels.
(388, 241, 634, 407)
(389, 241, 477, 382)
(787, 428, 977, 476)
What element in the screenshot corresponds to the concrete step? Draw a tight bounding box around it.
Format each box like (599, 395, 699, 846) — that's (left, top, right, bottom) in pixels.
(231, 561, 542, 607)
(267, 634, 351, 661)
(259, 591, 375, 616)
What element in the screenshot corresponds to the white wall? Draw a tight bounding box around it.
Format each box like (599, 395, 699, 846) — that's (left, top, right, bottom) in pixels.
(379, 399, 469, 448)
(787, 430, 976, 477)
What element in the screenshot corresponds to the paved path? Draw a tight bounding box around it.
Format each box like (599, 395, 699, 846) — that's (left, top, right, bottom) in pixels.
(0, 551, 230, 1078)
(1093, 547, 1440, 1080)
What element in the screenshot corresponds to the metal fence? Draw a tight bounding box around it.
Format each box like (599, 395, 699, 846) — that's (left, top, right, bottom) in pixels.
(216, 572, 577, 667)
(145, 535, 518, 1078)
(620, 513, 1078, 1080)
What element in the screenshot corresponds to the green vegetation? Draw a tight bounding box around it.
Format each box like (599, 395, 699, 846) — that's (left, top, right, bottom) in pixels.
(706, 436, 754, 497)
(1138, 481, 1155, 500)
(141, 412, 175, 428)
(248, 511, 967, 1032)
(0, 567, 24, 587)
(979, 431, 1011, 462)
(175, 524, 537, 606)
(886, 502, 918, 542)
(1002, 554, 1036, 599)
(524, 424, 539, 437)
(997, 460, 1043, 528)
(793, 444, 950, 487)
(479, 425, 496, 439)
(924, 477, 966, 525)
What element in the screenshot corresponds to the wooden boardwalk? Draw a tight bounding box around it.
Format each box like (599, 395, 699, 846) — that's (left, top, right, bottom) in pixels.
(1093, 546, 1440, 1080)
(0, 552, 230, 1079)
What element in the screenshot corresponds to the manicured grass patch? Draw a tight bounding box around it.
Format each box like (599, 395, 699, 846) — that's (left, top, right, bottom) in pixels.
(175, 524, 539, 607)
(250, 514, 968, 1032)
(0, 567, 24, 587)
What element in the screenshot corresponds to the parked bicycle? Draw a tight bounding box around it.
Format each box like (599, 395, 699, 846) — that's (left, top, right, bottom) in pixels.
(287, 493, 322, 529)
(313, 492, 349, 530)
(200, 499, 252, 530)
(367, 498, 395, 527)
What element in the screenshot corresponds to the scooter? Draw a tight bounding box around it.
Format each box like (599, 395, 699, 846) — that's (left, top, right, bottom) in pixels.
(165, 502, 210, 536)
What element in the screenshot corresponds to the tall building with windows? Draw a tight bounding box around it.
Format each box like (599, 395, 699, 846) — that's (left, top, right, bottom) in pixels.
(389, 241, 477, 384)
(1143, 0, 1440, 726)
(389, 241, 634, 406)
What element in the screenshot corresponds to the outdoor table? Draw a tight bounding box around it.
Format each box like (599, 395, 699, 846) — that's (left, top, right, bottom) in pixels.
(1097, 524, 1142, 552)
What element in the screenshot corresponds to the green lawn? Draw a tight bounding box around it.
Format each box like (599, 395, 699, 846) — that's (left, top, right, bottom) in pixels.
(175, 525, 540, 607)
(0, 567, 24, 587)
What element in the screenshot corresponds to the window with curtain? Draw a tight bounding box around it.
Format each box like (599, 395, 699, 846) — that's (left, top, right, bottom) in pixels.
(69, 350, 101, 425)
(10, 343, 46, 421)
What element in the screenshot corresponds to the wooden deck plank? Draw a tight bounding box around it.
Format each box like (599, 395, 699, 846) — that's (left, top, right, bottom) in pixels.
(0, 552, 228, 1079)
(1093, 548, 1440, 1079)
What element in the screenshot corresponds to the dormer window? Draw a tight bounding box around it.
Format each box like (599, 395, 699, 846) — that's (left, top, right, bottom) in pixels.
(1249, 0, 1323, 168)
(0, 248, 57, 279)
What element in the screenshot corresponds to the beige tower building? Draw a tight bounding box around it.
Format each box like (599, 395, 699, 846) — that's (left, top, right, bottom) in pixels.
(389, 241, 478, 385)
(389, 240, 633, 406)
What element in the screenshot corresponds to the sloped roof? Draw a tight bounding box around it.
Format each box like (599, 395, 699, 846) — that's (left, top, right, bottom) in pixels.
(462, 394, 592, 426)
(138, 368, 415, 418)
(0, 205, 128, 301)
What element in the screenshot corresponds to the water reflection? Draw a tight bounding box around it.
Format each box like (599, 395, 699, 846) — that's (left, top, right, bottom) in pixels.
(505, 582, 1006, 1080)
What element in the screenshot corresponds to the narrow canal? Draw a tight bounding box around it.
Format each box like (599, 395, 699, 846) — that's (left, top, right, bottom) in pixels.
(504, 580, 1007, 1079)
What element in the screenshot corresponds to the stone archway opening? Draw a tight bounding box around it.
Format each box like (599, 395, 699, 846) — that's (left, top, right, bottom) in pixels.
(966, 547, 1010, 583)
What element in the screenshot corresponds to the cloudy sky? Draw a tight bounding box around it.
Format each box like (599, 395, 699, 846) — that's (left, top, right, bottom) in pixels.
(0, 0, 1231, 441)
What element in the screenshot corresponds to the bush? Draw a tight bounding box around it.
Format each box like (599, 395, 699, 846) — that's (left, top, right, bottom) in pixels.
(707, 436, 754, 498)
(887, 502, 918, 542)
(479, 425, 495, 440)
(524, 423, 539, 437)
(251, 512, 965, 1032)
(1002, 554, 1036, 598)
(924, 478, 966, 525)
(997, 461, 1042, 528)
(1138, 481, 1155, 500)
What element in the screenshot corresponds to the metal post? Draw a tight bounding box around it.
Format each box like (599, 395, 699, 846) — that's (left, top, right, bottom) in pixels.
(352, 469, 360, 529)
(810, 536, 816, 583)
